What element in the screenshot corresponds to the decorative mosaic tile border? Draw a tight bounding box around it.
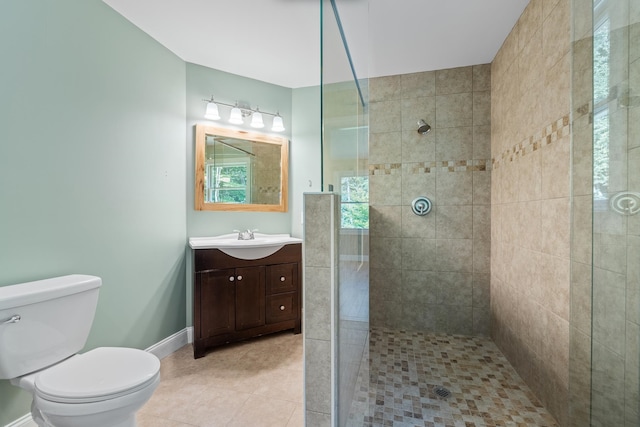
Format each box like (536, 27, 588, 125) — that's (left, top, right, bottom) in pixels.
(257, 186, 280, 193)
(573, 102, 593, 130)
(369, 163, 402, 175)
(492, 114, 570, 169)
(368, 114, 570, 175)
(575, 102, 590, 118)
(369, 160, 491, 175)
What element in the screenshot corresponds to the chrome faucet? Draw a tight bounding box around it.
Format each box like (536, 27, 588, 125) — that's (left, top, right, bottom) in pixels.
(234, 229, 257, 240)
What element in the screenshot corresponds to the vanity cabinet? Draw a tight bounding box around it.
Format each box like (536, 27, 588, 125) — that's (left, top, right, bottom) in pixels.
(192, 244, 301, 358)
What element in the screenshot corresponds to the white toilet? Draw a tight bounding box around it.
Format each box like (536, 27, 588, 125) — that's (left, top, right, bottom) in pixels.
(0, 275, 161, 427)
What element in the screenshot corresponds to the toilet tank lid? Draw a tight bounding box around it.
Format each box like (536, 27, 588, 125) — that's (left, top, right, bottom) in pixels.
(0, 275, 101, 310)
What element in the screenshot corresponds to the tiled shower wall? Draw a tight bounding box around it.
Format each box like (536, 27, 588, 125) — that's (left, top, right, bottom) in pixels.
(490, 0, 572, 425)
(368, 64, 492, 336)
(570, 0, 640, 425)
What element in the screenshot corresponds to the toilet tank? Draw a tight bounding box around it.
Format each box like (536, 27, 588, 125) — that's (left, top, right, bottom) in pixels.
(0, 275, 101, 379)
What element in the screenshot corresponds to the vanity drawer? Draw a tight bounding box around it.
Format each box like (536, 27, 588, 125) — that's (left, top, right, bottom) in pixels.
(266, 292, 298, 323)
(266, 263, 297, 294)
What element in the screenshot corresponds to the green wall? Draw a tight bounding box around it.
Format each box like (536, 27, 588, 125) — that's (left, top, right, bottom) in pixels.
(185, 65, 322, 240)
(184, 63, 295, 326)
(185, 63, 293, 238)
(0, 2, 323, 424)
(183, 66, 323, 326)
(291, 86, 323, 238)
(0, 1, 187, 423)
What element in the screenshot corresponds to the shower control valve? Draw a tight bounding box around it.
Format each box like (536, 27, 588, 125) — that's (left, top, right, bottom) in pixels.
(411, 197, 432, 216)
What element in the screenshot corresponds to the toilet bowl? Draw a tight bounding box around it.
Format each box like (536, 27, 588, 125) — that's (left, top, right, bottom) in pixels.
(0, 275, 161, 427)
(37, 347, 160, 427)
(11, 347, 160, 427)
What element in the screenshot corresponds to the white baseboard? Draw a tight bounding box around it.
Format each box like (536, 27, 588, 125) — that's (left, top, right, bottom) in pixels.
(7, 328, 191, 427)
(5, 413, 37, 427)
(145, 328, 190, 360)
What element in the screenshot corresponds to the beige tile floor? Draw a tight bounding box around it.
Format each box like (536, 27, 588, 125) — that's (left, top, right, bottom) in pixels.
(137, 331, 304, 427)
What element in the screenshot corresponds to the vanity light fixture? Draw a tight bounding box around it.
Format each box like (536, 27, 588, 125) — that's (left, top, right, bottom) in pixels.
(204, 102, 220, 120)
(271, 114, 285, 132)
(203, 96, 285, 132)
(250, 110, 264, 128)
(228, 105, 244, 125)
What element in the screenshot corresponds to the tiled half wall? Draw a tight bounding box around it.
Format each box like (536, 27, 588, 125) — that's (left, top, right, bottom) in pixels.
(303, 193, 339, 427)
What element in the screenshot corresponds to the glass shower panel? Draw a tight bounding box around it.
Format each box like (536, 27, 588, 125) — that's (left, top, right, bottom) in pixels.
(321, 0, 369, 425)
(590, 0, 640, 424)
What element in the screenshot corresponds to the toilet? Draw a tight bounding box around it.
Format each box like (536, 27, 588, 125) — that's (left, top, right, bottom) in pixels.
(0, 275, 160, 427)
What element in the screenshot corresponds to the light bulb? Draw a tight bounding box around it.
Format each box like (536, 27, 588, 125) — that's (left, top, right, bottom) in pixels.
(204, 102, 220, 120)
(250, 111, 265, 128)
(271, 115, 285, 132)
(229, 106, 243, 124)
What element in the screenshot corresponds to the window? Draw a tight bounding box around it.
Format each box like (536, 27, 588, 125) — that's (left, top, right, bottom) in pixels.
(593, 106, 609, 201)
(593, 0, 610, 203)
(206, 161, 251, 203)
(340, 176, 369, 229)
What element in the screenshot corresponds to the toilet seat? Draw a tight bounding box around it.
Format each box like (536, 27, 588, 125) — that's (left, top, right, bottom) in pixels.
(35, 347, 160, 404)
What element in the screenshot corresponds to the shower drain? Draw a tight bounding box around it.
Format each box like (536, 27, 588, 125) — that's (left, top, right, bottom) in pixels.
(433, 386, 452, 399)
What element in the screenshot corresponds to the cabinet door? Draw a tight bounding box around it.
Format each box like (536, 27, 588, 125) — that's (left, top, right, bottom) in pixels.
(235, 266, 266, 330)
(197, 269, 235, 338)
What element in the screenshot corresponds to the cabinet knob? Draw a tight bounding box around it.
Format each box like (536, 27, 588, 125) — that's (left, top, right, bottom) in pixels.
(280, 276, 286, 282)
(229, 276, 235, 282)
(279, 305, 286, 311)
(237, 275, 243, 281)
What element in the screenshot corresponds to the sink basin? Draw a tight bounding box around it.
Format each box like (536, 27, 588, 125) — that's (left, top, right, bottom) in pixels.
(188, 233, 302, 260)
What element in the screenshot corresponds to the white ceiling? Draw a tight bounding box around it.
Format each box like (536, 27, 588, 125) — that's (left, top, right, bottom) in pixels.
(102, 0, 529, 89)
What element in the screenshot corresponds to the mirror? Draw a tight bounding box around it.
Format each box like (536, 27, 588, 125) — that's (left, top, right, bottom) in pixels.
(195, 125, 289, 212)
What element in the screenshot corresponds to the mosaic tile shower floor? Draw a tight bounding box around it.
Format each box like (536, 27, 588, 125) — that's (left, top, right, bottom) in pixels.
(347, 328, 559, 427)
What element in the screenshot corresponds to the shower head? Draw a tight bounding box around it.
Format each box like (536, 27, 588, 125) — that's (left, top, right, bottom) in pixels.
(417, 119, 431, 135)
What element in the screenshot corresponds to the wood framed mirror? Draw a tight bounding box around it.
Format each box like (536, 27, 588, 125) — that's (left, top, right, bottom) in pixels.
(195, 125, 289, 212)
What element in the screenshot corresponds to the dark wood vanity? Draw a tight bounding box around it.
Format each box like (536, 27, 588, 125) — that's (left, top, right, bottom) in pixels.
(192, 243, 302, 358)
